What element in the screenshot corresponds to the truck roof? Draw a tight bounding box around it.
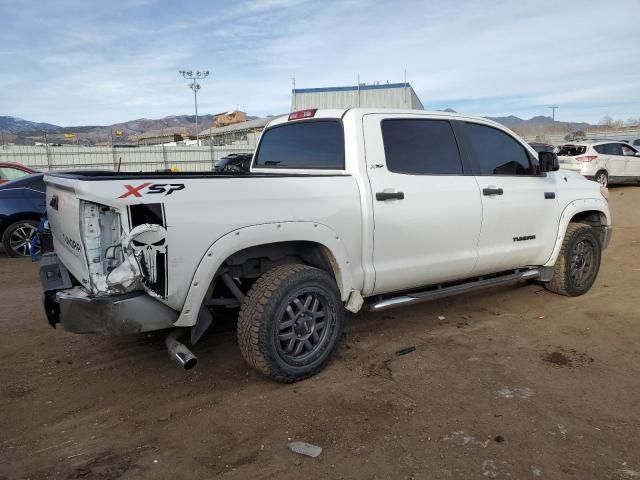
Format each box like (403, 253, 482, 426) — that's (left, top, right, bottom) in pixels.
(266, 108, 514, 133)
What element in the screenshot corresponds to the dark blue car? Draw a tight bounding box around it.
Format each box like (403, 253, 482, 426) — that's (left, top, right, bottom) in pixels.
(0, 174, 46, 257)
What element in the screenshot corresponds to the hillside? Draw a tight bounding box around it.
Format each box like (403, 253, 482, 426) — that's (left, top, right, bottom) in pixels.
(2, 112, 593, 145)
(0, 114, 219, 145)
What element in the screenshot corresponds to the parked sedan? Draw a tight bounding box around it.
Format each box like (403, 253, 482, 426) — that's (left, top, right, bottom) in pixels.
(0, 162, 36, 184)
(0, 174, 46, 257)
(213, 153, 253, 173)
(556, 141, 640, 187)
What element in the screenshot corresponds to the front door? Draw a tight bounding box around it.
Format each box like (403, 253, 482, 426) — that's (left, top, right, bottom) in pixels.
(363, 114, 482, 294)
(622, 144, 640, 182)
(459, 121, 560, 274)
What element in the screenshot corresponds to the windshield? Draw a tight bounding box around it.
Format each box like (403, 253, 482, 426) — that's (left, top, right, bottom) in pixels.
(556, 145, 587, 156)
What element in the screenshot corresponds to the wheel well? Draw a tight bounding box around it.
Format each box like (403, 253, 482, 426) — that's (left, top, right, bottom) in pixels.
(220, 241, 335, 278)
(570, 210, 606, 227)
(211, 241, 340, 300)
(0, 212, 41, 238)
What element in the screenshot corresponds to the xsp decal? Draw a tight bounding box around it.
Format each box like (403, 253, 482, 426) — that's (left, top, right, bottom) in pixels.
(128, 203, 168, 298)
(118, 183, 185, 198)
(513, 235, 536, 242)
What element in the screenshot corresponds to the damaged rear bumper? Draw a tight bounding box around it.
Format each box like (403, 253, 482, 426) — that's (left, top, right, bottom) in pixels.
(41, 253, 178, 334)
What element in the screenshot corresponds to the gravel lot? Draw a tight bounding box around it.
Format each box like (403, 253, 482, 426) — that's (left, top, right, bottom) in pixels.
(1, 187, 639, 480)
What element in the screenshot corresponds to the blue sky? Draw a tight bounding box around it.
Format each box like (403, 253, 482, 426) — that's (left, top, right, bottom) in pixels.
(1, 0, 639, 126)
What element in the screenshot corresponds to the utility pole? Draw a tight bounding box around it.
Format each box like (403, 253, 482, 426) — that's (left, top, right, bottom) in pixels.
(548, 105, 559, 122)
(179, 70, 210, 144)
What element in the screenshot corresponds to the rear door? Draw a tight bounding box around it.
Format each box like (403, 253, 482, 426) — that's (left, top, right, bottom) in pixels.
(460, 121, 559, 273)
(363, 114, 482, 294)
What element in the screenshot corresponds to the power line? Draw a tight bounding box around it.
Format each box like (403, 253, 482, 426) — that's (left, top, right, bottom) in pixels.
(548, 105, 559, 122)
(179, 70, 210, 144)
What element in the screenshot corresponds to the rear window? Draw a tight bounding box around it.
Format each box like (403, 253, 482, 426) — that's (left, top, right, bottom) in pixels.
(254, 120, 344, 169)
(556, 145, 587, 156)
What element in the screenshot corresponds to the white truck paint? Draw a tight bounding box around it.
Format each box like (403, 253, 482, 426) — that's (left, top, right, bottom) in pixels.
(40, 108, 612, 374)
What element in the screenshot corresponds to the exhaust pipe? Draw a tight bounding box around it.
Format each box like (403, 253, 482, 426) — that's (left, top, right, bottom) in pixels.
(165, 330, 198, 370)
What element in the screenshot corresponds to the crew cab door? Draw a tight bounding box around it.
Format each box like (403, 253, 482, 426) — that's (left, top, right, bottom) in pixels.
(459, 121, 559, 273)
(363, 114, 482, 294)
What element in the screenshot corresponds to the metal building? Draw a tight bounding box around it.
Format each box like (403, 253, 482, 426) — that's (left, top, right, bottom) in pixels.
(199, 116, 277, 148)
(291, 82, 424, 111)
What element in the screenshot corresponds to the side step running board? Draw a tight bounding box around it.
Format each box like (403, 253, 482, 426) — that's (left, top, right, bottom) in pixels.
(366, 269, 539, 312)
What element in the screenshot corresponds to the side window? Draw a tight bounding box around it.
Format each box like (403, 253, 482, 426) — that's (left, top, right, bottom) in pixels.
(381, 119, 463, 175)
(621, 144, 636, 156)
(593, 145, 606, 154)
(0, 167, 30, 181)
(609, 143, 623, 156)
(463, 123, 535, 175)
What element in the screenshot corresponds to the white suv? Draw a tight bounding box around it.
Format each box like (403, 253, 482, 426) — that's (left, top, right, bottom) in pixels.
(556, 140, 640, 187)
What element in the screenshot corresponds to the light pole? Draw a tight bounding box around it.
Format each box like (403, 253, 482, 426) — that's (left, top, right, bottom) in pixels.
(179, 69, 209, 144)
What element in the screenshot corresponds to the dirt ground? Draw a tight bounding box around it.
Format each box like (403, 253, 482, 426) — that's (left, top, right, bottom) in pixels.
(1, 188, 639, 480)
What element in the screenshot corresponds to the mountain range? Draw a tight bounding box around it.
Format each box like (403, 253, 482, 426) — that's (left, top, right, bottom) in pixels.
(1, 112, 592, 145)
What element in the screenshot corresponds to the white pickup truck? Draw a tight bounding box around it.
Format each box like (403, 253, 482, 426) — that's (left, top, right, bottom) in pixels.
(40, 108, 612, 382)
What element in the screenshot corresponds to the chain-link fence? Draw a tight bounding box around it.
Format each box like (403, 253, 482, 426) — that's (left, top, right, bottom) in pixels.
(0, 144, 253, 172)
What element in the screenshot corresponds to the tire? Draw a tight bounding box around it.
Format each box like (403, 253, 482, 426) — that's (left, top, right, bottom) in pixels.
(594, 170, 608, 187)
(2, 219, 40, 257)
(544, 223, 601, 296)
(237, 263, 345, 383)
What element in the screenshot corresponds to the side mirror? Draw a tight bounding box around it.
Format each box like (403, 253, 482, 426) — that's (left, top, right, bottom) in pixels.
(635, 151, 640, 157)
(539, 151, 560, 172)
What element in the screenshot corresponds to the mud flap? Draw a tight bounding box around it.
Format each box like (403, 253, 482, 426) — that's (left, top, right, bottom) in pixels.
(191, 306, 213, 345)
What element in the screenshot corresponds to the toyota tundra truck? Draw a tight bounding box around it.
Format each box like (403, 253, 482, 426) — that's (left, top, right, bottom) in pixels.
(40, 108, 612, 382)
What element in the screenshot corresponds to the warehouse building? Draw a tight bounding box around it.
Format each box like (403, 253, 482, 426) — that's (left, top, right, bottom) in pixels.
(291, 82, 424, 111)
(199, 116, 277, 148)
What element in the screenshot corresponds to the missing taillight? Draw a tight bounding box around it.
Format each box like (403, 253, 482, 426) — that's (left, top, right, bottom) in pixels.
(288, 109, 317, 121)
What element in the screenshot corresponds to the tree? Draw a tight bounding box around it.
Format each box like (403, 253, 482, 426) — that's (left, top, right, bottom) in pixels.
(599, 115, 614, 127)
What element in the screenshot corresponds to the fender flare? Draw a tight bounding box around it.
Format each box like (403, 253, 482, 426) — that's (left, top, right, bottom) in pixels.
(543, 198, 610, 267)
(173, 221, 355, 327)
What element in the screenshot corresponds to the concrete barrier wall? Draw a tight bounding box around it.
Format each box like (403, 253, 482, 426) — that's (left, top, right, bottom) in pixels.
(0, 145, 253, 172)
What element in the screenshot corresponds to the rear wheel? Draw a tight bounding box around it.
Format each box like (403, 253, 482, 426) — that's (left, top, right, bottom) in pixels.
(544, 223, 601, 296)
(594, 170, 608, 187)
(237, 264, 344, 382)
(2, 220, 40, 257)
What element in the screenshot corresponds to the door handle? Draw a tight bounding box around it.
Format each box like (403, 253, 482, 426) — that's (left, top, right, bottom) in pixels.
(49, 195, 59, 210)
(482, 187, 503, 196)
(376, 191, 405, 201)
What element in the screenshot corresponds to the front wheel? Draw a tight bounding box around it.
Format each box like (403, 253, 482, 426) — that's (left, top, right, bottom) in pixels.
(237, 264, 344, 382)
(544, 223, 601, 296)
